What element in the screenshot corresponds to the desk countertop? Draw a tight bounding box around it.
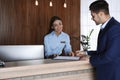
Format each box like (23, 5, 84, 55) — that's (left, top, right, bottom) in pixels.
(4, 59, 73, 67)
(0, 59, 92, 79)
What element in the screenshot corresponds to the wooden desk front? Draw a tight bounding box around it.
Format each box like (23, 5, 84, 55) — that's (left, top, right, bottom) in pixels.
(0, 59, 95, 80)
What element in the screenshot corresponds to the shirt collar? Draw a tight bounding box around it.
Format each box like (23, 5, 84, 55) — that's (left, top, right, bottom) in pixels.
(51, 31, 63, 36)
(101, 17, 112, 29)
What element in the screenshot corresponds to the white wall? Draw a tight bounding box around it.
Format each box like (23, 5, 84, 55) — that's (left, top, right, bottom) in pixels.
(81, 0, 120, 50)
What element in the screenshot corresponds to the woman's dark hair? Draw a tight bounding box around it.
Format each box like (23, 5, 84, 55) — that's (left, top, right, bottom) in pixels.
(89, 0, 109, 15)
(47, 16, 62, 34)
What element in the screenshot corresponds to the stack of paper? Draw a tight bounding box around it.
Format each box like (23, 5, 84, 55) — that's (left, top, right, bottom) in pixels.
(53, 56, 80, 61)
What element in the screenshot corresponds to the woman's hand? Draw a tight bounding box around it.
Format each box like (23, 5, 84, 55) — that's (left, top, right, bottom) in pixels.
(69, 52, 75, 56)
(48, 54, 59, 58)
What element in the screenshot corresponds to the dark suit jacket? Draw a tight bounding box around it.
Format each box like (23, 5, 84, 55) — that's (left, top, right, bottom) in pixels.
(88, 17, 120, 80)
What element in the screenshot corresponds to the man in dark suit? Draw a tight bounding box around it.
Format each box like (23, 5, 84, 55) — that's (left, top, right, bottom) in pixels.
(76, 0, 120, 80)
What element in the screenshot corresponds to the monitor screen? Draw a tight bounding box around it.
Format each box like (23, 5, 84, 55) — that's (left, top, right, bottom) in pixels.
(0, 45, 44, 62)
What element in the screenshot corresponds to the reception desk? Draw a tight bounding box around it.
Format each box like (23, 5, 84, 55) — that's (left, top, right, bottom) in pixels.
(0, 59, 95, 80)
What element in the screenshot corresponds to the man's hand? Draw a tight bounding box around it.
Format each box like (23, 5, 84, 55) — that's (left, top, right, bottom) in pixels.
(76, 50, 86, 57)
(75, 50, 89, 60)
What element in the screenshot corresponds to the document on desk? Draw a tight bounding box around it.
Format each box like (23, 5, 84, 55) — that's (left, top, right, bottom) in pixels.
(53, 56, 80, 61)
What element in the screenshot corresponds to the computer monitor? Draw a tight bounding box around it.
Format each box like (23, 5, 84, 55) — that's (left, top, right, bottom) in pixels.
(0, 45, 44, 62)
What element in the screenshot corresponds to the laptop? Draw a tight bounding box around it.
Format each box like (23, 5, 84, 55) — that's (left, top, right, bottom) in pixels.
(0, 45, 44, 62)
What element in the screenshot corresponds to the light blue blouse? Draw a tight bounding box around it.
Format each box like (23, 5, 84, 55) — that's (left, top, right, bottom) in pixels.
(44, 31, 72, 57)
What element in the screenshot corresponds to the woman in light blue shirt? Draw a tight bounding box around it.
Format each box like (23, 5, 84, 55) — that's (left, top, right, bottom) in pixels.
(44, 16, 74, 58)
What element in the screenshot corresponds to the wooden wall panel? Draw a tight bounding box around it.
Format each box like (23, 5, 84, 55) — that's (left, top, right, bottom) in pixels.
(0, 0, 80, 52)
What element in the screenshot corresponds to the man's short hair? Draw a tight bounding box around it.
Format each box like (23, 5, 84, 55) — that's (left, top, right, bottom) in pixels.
(89, 0, 109, 14)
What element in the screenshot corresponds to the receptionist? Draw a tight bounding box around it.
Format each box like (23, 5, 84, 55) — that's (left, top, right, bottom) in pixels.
(44, 16, 74, 58)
